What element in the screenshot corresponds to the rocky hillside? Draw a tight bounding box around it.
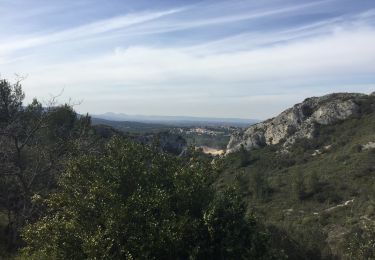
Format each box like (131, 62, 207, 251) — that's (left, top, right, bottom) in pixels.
(219, 92, 375, 259)
(226, 92, 374, 154)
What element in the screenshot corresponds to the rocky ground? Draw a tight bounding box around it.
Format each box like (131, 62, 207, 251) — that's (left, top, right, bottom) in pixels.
(226, 92, 371, 154)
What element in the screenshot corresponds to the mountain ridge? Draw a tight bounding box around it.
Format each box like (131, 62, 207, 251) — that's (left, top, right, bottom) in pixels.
(226, 92, 374, 154)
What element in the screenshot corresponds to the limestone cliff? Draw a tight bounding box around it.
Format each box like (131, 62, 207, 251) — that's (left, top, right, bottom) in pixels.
(226, 93, 367, 154)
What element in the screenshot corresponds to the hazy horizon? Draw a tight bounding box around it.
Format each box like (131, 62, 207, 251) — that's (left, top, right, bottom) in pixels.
(1, 0, 375, 119)
(93, 111, 259, 121)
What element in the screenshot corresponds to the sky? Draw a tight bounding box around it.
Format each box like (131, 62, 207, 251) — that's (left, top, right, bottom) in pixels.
(1, 0, 375, 119)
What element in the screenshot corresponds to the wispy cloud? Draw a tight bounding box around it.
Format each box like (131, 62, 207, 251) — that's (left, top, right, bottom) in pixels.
(117, 0, 332, 37)
(0, 8, 181, 56)
(13, 23, 375, 118)
(1, 0, 375, 118)
(0, 0, 332, 56)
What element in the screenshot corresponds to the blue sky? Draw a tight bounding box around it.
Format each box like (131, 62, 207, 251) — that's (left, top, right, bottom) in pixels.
(1, 0, 375, 119)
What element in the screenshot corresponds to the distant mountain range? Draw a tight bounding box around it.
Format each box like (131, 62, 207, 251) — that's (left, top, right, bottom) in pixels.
(92, 112, 259, 127)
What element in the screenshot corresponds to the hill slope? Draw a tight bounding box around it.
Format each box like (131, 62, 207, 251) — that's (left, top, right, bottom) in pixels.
(218, 92, 375, 259)
(226, 93, 371, 154)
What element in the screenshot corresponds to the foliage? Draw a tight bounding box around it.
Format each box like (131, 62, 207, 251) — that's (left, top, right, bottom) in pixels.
(203, 188, 281, 259)
(239, 144, 251, 167)
(291, 172, 306, 201)
(0, 79, 24, 124)
(345, 220, 375, 259)
(249, 171, 270, 200)
(3, 77, 375, 259)
(0, 79, 95, 253)
(21, 137, 278, 259)
(217, 94, 375, 259)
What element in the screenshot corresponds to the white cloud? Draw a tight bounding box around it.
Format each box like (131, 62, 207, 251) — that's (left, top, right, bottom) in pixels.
(0, 0, 333, 57)
(23, 26, 375, 83)
(5, 24, 373, 118)
(115, 0, 332, 37)
(0, 9, 181, 56)
(1, 1, 375, 118)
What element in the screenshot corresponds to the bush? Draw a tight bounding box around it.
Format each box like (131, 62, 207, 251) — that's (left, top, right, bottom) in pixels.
(21, 138, 279, 259)
(345, 221, 375, 259)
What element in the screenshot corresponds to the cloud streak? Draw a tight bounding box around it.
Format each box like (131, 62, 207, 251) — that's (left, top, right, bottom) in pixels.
(0, 8, 181, 56)
(1, 0, 375, 118)
(0, 0, 334, 56)
(13, 23, 375, 118)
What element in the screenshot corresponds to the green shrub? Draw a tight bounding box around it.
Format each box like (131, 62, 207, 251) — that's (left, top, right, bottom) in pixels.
(21, 138, 279, 259)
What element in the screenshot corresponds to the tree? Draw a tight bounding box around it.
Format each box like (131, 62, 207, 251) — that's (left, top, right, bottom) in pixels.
(203, 188, 280, 259)
(306, 171, 320, 195)
(21, 137, 279, 259)
(345, 220, 375, 259)
(0, 79, 31, 249)
(250, 171, 270, 200)
(292, 172, 306, 201)
(0, 79, 24, 124)
(239, 144, 250, 167)
(0, 79, 94, 252)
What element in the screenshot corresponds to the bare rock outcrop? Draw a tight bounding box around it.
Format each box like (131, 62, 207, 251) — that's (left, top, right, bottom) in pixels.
(226, 93, 365, 154)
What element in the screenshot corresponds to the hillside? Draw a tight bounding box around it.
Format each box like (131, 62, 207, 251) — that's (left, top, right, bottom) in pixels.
(218, 92, 375, 259)
(226, 93, 372, 154)
(91, 117, 172, 134)
(0, 79, 281, 260)
(92, 117, 240, 150)
(2, 77, 375, 259)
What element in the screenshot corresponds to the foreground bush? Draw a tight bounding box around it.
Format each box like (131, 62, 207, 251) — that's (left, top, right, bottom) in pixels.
(21, 138, 279, 259)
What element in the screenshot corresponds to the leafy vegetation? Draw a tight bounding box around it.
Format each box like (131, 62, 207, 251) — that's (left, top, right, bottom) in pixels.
(1, 77, 375, 259)
(92, 117, 234, 150)
(218, 94, 375, 259)
(0, 78, 279, 259)
(0, 80, 93, 249)
(20, 138, 279, 259)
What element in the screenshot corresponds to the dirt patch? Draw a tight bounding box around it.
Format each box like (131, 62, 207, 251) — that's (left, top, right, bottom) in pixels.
(200, 146, 225, 156)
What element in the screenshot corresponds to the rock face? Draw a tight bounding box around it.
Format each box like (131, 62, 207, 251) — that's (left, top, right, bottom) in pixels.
(362, 141, 375, 151)
(226, 93, 365, 154)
